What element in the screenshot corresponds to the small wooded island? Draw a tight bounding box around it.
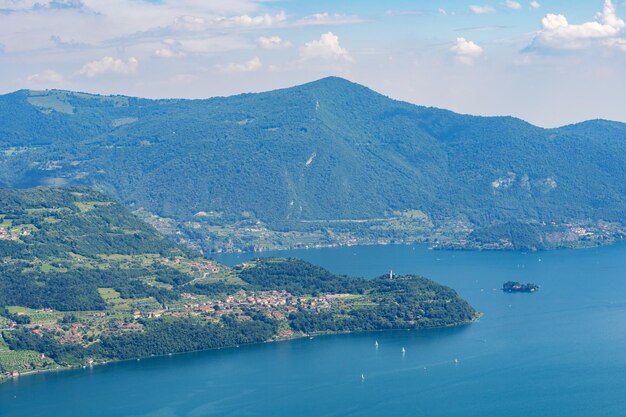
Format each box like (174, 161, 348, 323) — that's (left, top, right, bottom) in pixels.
(502, 281, 540, 293)
(0, 188, 478, 381)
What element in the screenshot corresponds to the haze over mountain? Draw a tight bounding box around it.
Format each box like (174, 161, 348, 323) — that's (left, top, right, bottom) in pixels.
(0, 77, 624, 251)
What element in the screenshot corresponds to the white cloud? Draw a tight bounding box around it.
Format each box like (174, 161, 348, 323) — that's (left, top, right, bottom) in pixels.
(172, 15, 208, 32)
(153, 38, 185, 58)
(529, 1, 541, 9)
(79, 56, 138, 77)
(599, 0, 625, 28)
(608, 37, 626, 51)
(172, 11, 287, 32)
(170, 11, 362, 33)
(505, 1, 522, 10)
(0, 0, 364, 62)
(451, 37, 484, 64)
(457, 25, 509, 31)
(528, 0, 626, 51)
(26, 69, 64, 83)
(152, 0, 258, 15)
(0, 1, 261, 55)
(173, 12, 287, 32)
(0, 0, 84, 11)
(154, 48, 181, 58)
(218, 56, 262, 73)
(469, 5, 496, 14)
(300, 32, 353, 62)
(385, 10, 425, 17)
(294, 12, 363, 27)
(223, 11, 287, 27)
(438, 8, 449, 16)
(257, 36, 292, 49)
(0, 0, 33, 10)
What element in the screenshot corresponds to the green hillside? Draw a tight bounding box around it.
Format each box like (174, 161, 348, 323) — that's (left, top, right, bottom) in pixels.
(0, 187, 476, 379)
(0, 78, 624, 251)
(0, 187, 205, 311)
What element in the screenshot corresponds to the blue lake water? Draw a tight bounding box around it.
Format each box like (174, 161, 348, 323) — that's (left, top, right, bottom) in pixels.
(2, 243, 626, 417)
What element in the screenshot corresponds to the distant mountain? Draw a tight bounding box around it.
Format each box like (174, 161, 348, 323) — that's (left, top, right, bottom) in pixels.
(0, 77, 624, 251)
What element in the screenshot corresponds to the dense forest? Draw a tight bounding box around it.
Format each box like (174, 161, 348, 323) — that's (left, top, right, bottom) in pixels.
(0, 77, 624, 252)
(236, 258, 367, 295)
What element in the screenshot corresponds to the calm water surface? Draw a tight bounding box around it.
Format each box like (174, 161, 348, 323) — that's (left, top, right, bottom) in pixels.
(2, 243, 626, 417)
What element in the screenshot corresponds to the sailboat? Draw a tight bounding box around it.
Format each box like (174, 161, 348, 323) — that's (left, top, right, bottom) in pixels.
(401, 347, 406, 355)
(375, 341, 379, 349)
(361, 373, 365, 381)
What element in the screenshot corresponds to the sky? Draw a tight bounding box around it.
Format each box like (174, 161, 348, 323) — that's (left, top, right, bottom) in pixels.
(1, 0, 626, 127)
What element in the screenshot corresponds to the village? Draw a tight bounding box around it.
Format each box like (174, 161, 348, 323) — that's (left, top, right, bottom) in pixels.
(124, 287, 343, 341)
(0, 226, 31, 241)
(0, 287, 348, 359)
(172, 289, 336, 322)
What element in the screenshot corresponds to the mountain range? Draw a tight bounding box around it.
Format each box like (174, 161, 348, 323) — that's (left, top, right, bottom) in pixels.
(0, 77, 624, 251)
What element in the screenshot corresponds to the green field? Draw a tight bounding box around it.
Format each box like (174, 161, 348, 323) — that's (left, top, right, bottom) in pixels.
(6, 306, 62, 324)
(74, 201, 113, 212)
(98, 288, 161, 313)
(0, 217, 12, 227)
(0, 347, 59, 374)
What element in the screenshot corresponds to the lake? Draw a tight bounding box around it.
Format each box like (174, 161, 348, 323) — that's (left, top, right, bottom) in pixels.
(2, 243, 626, 417)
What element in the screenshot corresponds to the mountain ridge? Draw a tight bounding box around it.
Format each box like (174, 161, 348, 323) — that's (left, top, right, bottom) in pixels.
(0, 77, 624, 252)
(4, 76, 625, 130)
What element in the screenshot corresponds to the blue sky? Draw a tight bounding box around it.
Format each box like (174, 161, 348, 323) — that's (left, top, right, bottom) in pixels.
(1, 0, 625, 127)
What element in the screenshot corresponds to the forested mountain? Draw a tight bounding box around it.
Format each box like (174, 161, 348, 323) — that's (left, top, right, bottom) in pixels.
(0, 77, 624, 251)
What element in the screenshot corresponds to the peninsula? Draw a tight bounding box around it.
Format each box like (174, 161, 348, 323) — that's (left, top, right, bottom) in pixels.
(0, 187, 478, 381)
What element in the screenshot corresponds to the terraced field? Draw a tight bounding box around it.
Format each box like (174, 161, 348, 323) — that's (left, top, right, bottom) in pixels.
(0, 335, 59, 374)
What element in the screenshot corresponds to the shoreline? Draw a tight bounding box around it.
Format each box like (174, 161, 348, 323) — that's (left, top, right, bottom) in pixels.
(0, 316, 479, 385)
(207, 235, 625, 257)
